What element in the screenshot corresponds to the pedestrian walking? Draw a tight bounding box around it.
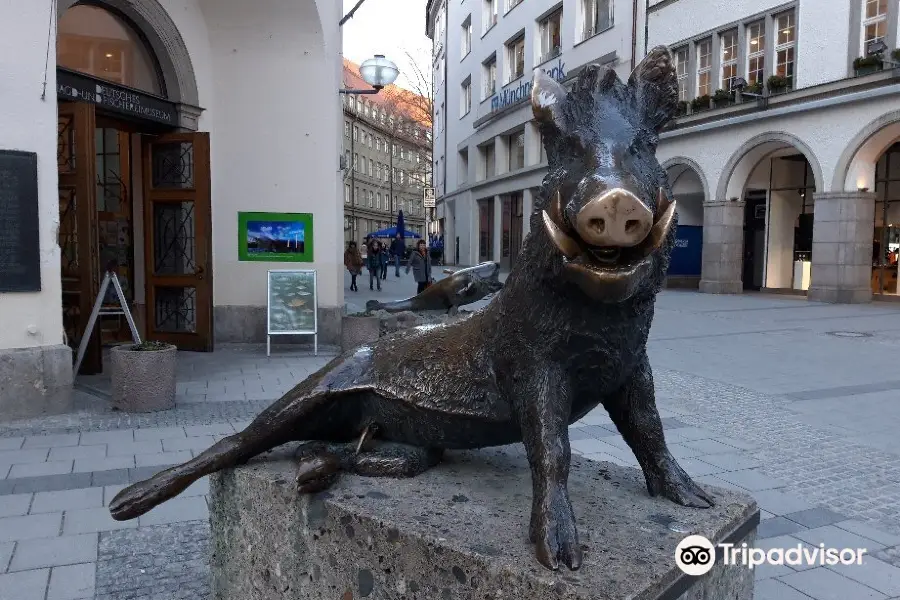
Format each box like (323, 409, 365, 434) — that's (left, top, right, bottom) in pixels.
(406, 239, 432, 294)
(380, 241, 389, 280)
(367, 239, 384, 291)
(390, 233, 405, 277)
(344, 241, 363, 292)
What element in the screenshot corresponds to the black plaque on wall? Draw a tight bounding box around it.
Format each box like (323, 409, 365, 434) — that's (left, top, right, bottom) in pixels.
(0, 150, 41, 292)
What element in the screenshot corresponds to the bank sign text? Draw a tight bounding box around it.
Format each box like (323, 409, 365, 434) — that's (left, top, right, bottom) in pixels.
(490, 59, 565, 113)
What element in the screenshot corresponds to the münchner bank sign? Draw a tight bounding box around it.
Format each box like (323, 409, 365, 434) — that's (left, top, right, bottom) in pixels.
(490, 59, 565, 113)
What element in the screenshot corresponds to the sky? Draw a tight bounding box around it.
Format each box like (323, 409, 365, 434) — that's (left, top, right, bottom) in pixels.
(341, 0, 432, 92)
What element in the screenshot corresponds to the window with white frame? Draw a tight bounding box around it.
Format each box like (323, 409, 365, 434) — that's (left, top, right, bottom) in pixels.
(507, 0, 523, 13)
(483, 142, 496, 178)
(369, 159, 374, 177)
(508, 130, 525, 171)
(539, 8, 562, 63)
(746, 21, 765, 85)
(462, 16, 472, 57)
(344, 184, 351, 204)
(506, 34, 525, 82)
(483, 55, 497, 98)
(720, 29, 738, 91)
(696, 39, 712, 97)
(483, 0, 497, 33)
(775, 10, 796, 86)
(673, 46, 688, 101)
(377, 192, 382, 209)
(583, 0, 613, 40)
(863, 0, 888, 54)
(344, 122, 350, 137)
(461, 77, 472, 116)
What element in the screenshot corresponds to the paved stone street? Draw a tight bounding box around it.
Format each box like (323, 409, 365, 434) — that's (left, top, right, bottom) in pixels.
(2, 286, 900, 599)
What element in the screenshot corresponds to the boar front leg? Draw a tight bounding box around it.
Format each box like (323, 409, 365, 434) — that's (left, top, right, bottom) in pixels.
(516, 362, 582, 571)
(602, 355, 714, 508)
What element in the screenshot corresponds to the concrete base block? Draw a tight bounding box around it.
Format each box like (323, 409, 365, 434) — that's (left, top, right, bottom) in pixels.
(0, 344, 73, 419)
(665, 276, 701, 290)
(214, 305, 342, 346)
(699, 280, 743, 295)
(209, 445, 758, 600)
(340, 315, 381, 352)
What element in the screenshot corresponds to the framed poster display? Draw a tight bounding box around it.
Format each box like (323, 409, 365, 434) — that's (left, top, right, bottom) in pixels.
(239, 212, 314, 262)
(266, 269, 317, 356)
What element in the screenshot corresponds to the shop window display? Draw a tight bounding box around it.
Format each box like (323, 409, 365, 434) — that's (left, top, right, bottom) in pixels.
(873, 143, 900, 295)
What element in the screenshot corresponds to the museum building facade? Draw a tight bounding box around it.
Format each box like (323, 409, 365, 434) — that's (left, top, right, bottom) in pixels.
(0, 0, 344, 415)
(429, 0, 900, 303)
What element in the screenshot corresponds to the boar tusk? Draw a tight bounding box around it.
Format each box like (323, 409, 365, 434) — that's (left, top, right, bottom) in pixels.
(656, 187, 671, 221)
(639, 198, 676, 257)
(549, 189, 570, 231)
(542, 210, 582, 259)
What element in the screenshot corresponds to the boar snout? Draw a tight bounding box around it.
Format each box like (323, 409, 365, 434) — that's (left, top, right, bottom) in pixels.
(574, 188, 653, 248)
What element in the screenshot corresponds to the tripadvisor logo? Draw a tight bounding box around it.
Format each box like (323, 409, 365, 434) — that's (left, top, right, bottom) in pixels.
(675, 534, 868, 576)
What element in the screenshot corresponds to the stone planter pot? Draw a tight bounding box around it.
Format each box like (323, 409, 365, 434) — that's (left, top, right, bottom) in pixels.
(340, 316, 380, 352)
(110, 343, 177, 412)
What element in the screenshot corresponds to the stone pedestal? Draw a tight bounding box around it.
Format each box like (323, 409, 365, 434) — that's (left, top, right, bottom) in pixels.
(808, 192, 875, 304)
(0, 344, 73, 419)
(209, 445, 758, 600)
(699, 200, 745, 295)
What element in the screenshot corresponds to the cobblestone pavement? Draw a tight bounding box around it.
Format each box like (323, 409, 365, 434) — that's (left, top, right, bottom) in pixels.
(2, 291, 900, 599)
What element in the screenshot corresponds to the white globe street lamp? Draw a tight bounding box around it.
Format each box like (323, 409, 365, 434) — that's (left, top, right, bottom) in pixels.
(340, 54, 400, 95)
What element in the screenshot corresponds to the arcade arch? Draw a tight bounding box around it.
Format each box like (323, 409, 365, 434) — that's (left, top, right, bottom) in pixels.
(663, 158, 707, 283)
(717, 135, 821, 293)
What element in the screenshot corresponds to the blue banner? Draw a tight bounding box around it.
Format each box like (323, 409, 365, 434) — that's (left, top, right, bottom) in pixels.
(667, 225, 703, 276)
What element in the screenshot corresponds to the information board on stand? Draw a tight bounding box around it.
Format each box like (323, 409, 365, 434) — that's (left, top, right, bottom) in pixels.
(266, 269, 318, 356)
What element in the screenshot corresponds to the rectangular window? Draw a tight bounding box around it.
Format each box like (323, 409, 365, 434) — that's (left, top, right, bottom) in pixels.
(484, 142, 496, 178)
(508, 130, 525, 171)
(353, 125, 359, 141)
(746, 21, 765, 85)
(483, 0, 497, 32)
(673, 46, 688, 101)
(506, 34, 525, 82)
(775, 10, 796, 87)
(344, 150, 350, 170)
(539, 9, 563, 63)
(483, 56, 497, 98)
(720, 29, 738, 92)
(344, 122, 350, 137)
(369, 190, 374, 208)
(369, 159, 374, 177)
(461, 78, 472, 116)
(696, 39, 712, 97)
(344, 184, 350, 204)
(462, 16, 472, 57)
(507, 0, 523, 12)
(863, 0, 888, 53)
(583, 0, 613, 39)
(355, 187, 360, 205)
(353, 153, 359, 170)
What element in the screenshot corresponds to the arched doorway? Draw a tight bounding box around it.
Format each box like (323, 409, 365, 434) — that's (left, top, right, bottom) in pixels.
(664, 159, 706, 288)
(718, 135, 822, 293)
(56, 2, 210, 375)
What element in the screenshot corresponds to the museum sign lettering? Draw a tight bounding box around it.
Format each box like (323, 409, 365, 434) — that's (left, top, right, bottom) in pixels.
(56, 68, 178, 127)
(490, 59, 566, 113)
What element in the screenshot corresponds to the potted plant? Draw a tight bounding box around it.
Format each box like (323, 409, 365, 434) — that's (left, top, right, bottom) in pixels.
(341, 311, 381, 352)
(766, 75, 789, 94)
(854, 55, 883, 76)
(744, 81, 764, 95)
(110, 340, 177, 412)
(675, 100, 688, 116)
(690, 95, 710, 112)
(712, 88, 732, 107)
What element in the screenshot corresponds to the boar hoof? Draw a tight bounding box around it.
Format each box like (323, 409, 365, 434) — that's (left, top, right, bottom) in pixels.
(529, 497, 583, 571)
(648, 459, 715, 508)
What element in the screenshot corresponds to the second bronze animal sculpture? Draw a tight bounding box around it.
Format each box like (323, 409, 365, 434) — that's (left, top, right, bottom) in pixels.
(109, 47, 712, 572)
(365, 261, 503, 315)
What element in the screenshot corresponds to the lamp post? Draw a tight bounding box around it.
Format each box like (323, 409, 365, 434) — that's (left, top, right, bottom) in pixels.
(341, 55, 401, 243)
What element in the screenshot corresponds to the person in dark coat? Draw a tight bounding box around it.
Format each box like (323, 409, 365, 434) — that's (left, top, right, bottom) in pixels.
(390, 233, 406, 277)
(379, 242, 389, 280)
(406, 239, 432, 294)
(366, 240, 383, 291)
(343, 241, 364, 292)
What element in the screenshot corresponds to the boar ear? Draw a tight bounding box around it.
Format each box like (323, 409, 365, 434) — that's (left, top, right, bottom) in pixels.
(628, 46, 679, 133)
(531, 68, 568, 134)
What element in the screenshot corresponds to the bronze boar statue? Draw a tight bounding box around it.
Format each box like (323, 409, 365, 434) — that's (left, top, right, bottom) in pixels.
(109, 47, 712, 571)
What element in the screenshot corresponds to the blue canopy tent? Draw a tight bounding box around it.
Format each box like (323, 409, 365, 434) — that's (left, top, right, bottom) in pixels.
(367, 225, 421, 238)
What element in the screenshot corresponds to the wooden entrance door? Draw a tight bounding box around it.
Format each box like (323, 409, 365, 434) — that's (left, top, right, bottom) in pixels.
(58, 103, 102, 374)
(142, 133, 213, 351)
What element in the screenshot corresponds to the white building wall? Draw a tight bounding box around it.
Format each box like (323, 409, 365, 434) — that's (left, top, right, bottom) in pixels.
(0, 1, 64, 350)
